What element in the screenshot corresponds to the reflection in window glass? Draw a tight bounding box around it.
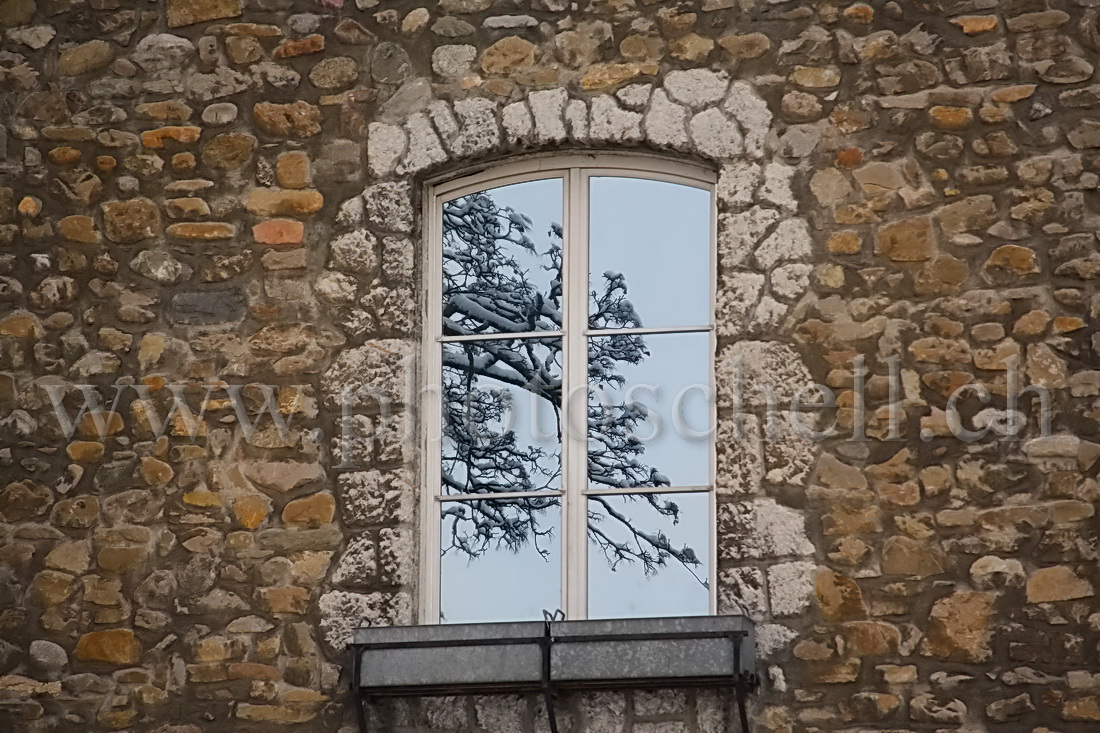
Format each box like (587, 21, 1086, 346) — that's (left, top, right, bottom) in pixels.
(442, 338, 562, 495)
(440, 500, 561, 623)
(589, 177, 710, 331)
(588, 332, 711, 489)
(587, 492, 709, 619)
(434, 164, 716, 625)
(442, 178, 563, 337)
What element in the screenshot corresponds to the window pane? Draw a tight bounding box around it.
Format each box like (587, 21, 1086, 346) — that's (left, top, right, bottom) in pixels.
(442, 338, 562, 495)
(589, 177, 710, 330)
(587, 492, 709, 619)
(443, 178, 563, 337)
(588, 332, 711, 489)
(440, 499, 561, 623)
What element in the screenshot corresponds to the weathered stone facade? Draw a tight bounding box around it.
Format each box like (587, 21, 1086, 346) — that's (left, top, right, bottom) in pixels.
(1, 0, 1099, 731)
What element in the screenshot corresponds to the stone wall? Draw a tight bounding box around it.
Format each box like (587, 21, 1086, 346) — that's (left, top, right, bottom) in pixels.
(1, 0, 1099, 731)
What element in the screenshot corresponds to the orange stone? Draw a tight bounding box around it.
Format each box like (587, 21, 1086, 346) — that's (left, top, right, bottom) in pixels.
(276, 151, 311, 189)
(136, 100, 194, 122)
(828, 231, 862, 255)
(1053, 316, 1085, 334)
(245, 189, 323, 217)
(76, 411, 124, 438)
(836, 148, 863, 168)
(281, 492, 336, 528)
(183, 490, 223, 507)
(234, 495, 269, 529)
(60, 215, 101, 244)
(984, 244, 1038, 275)
(843, 621, 901, 656)
(66, 441, 105, 463)
(951, 15, 999, 35)
(929, 106, 974, 131)
(259, 586, 309, 614)
(875, 217, 935, 262)
(165, 222, 236, 240)
(74, 629, 142, 665)
(815, 569, 868, 622)
(843, 3, 873, 23)
(0, 312, 44, 340)
(480, 36, 536, 76)
(228, 662, 281, 680)
(274, 34, 325, 58)
(581, 63, 644, 91)
(991, 85, 1037, 104)
(253, 219, 305, 245)
(96, 156, 117, 173)
(171, 152, 197, 174)
(18, 196, 42, 217)
(140, 456, 174, 485)
(140, 126, 202, 149)
(48, 146, 82, 165)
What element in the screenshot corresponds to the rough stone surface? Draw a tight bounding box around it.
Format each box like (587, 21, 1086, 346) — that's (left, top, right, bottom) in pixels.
(0, 3, 1097, 733)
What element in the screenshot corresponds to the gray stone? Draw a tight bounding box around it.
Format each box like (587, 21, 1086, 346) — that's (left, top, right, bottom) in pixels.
(132, 34, 194, 73)
(29, 639, 68, 679)
(588, 96, 642, 144)
(335, 18, 377, 44)
(6, 25, 56, 50)
(767, 561, 817, 617)
(367, 123, 408, 178)
(130, 250, 191, 285)
(254, 61, 301, 90)
(724, 81, 772, 158)
(1036, 57, 1096, 84)
(719, 206, 780, 268)
(566, 99, 588, 140)
(718, 498, 814, 561)
(615, 83, 651, 110)
(363, 182, 414, 233)
(201, 102, 238, 126)
(1068, 119, 1100, 148)
(0, 639, 19, 674)
(664, 69, 730, 108)
(398, 112, 448, 175)
(529, 88, 568, 144)
(169, 290, 245, 325)
(372, 42, 412, 84)
(451, 97, 501, 157)
(754, 218, 812, 269)
(432, 44, 477, 77)
(331, 535, 376, 586)
(502, 101, 533, 145)
(689, 108, 743, 159)
(378, 78, 433, 122)
(432, 16, 476, 37)
(288, 13, 322, 34)
(482, 15, 538, 29)
(186, 67, 255, 102)
(643, 89, 690, 149)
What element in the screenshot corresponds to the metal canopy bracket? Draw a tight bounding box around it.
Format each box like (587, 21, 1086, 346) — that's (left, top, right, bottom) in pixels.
(349, 615, 758, 733)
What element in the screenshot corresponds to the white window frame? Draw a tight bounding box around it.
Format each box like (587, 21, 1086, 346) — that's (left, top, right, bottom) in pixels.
(420, 153, 718, 624)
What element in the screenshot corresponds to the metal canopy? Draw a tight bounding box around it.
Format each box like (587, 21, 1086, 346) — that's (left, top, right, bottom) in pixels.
(349, 615, 757, 733)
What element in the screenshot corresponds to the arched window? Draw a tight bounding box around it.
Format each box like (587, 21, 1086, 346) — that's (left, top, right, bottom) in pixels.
(422, 155, 716, 624)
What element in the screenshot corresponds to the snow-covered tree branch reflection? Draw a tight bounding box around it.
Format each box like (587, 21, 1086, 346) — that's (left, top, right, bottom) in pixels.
(441, 189, 703, 585)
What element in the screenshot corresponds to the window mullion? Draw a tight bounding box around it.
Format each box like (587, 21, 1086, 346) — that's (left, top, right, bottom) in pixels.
(423, 189, 444, 624)
(562, 168, 589, 621)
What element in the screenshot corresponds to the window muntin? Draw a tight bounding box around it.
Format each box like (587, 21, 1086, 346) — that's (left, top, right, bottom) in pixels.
(425, 157, 716, 624)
